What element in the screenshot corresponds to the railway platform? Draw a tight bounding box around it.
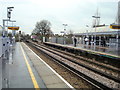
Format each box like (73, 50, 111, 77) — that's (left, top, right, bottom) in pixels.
(43, 42, 120, 69)
(68, 44, 120, 57)
(44, 42, 120, 59)
(1, 42, 73, 89)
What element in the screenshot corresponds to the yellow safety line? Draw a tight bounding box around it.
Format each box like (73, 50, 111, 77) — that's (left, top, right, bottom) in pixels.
(20, 44, 40, 90)
(47, 42, 119, 58)
(72, 45, 120, 58)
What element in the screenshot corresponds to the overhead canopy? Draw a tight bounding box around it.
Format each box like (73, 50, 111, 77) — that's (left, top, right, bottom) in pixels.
(8, 26, 19, 30)
(110, 24, 120, 29)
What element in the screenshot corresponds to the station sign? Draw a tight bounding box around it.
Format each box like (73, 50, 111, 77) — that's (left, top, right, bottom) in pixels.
(8, 26, 19, 30)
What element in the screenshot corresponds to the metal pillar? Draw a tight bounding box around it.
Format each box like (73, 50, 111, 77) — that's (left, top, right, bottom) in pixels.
(101, 35, 106, 47)
(99, 36, 101, 46)
(86, 36, 89, 47)
(116, 34, 119, 50)
(63, 24, 67, 45)
(2, 19, 7, 37)
(83, 36, 85, 45)
(91, 35, 94, 46)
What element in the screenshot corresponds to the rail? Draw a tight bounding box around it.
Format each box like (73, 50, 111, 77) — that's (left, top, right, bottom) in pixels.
(26, 41, 120, 89)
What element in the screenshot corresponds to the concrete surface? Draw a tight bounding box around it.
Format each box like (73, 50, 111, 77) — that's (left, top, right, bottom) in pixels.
(2, 43, 46, 88)
(21, 42, 73, 88)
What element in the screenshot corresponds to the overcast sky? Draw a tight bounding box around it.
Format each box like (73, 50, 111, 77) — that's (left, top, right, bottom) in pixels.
(0, 0, 119, 34)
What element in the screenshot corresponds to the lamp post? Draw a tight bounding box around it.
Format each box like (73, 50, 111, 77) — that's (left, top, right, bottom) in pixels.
(7, 7, 14, 20)
(86, 25, 89, 37)
(62, 24, 68, 44)
(63, 24, 68, 34)
(86, 25, 89, 46)
(92, 16, 100, 46)
(3, 7, 14, 37)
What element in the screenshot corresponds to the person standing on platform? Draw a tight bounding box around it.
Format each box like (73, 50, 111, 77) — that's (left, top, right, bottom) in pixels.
(103, 39, 106, 47)
(74, 37, 77, 47)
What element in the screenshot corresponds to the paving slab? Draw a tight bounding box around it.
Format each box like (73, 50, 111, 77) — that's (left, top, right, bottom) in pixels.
(8, 43, 46, 88)
(21, 42, 73, 88)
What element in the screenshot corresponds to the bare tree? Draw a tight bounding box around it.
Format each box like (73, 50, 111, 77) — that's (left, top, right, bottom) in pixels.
(32, 20, 53, 42)
(32, 28, 38, 35)
(35, 20, 52, 35)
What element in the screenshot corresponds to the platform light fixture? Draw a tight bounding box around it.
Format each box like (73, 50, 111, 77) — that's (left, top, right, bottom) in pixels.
(92, 16, 100, 18)
(7, 7, 14, 20)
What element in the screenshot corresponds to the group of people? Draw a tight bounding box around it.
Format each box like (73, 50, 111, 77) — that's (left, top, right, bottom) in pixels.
(73, 36, 107, 47)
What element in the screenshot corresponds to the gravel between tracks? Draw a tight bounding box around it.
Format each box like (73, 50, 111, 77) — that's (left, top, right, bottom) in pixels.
(41, 43, 120, 79)
(33, 43, 120, 89)
(25, 42, 98, 89)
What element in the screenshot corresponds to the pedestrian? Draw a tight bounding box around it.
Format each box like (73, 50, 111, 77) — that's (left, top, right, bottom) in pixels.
(74, 37, 77, 47)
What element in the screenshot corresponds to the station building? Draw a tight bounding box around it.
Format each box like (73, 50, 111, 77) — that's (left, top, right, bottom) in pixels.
(74, 25, 120, 50)
(74, 1, 120, 51)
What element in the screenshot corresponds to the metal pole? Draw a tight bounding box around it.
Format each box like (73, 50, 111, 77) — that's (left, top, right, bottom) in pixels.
(3, 20, 5, 37)
(63, 24, 67, 44)
(92, 16, 100, 46)
(94, 17, 96, 46)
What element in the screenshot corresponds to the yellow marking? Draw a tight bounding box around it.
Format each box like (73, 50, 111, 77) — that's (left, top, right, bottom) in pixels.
(20, 44, 40, 90)
(46, 42, 120, 58)
(80, 48, 120, 58)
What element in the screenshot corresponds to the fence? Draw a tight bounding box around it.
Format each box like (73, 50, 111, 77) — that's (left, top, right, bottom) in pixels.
(49, 37, 73, 45)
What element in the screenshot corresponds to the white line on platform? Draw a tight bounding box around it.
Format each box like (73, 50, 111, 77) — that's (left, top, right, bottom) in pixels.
(22, 42, 74, 89)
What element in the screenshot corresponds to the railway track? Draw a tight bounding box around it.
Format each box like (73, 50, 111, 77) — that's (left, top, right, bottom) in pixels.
(43, 43, 120, 79)
(27, 41, 120, 89)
